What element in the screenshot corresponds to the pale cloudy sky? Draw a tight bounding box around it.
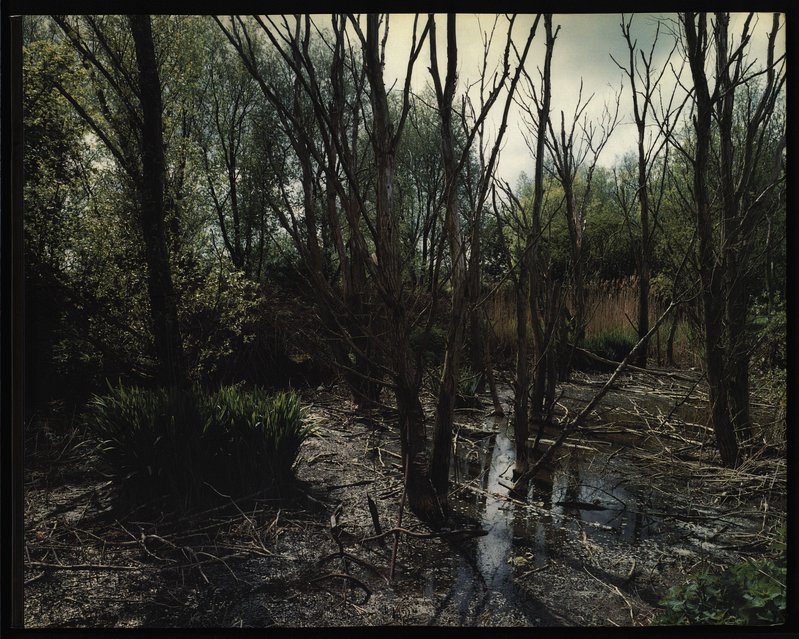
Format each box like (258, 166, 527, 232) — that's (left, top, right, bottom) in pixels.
(372, 12, 786, 185)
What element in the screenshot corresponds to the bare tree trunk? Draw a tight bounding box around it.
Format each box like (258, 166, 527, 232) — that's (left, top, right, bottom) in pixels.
(636, 154, 651, 368)
(513, 264, 531, 477)
(666, 311, 679, 367)
(682, 12, 739, 467)
(524, 14, 556, 450)
(429, 14, 468, 505)
(364, 14, 441, 523)
(130, 15, 188, 389)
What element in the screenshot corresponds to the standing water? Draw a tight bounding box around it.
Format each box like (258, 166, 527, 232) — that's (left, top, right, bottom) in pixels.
(417, 392, 662, 623)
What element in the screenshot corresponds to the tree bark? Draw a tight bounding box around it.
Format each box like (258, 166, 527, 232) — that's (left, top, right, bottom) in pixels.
(682, 12, 739, 466)
(129, 15, 188, 389)
(429, 14, 468, 505)
(513, 264, 531, 477)
(527, 17, 554, 424)
(364, 14, 441, 523)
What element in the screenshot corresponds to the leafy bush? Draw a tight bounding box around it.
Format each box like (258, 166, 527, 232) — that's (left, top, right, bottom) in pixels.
(410, 324, 447, 365)
(751, 298, 786, 372)
(656, 529, 786, 625)
(455, 366, 482, 409)
(87, 384, 310, 507)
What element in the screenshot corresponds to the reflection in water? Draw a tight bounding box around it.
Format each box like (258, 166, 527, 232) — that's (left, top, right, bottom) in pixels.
(432, 398, 660, 621)
(474, 418, 515, 591)
(451, 409, 660, 590)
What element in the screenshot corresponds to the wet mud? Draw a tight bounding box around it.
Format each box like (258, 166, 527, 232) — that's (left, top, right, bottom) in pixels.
(24, 372, 786, 627)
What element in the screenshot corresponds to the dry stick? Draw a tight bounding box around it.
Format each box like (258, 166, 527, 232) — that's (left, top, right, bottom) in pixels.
(390, 455, 409, 580)
(513, 300, 677, 491)
(366, 492, 383, 538)
(583, 565, 636, 625)
(310, 572, 371, 603)
(362, 526, 487, 544)
(27, 560, 143, 571)
(573, 346, 699, 383)
(203, 482, 270, 556)
(327, 479, 375, 491)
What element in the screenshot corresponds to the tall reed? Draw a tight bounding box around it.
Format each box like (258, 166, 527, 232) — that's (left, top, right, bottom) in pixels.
(484, 278, 700, 368)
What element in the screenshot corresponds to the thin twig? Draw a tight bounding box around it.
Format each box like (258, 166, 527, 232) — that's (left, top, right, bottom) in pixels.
(390, 455, 409, 580)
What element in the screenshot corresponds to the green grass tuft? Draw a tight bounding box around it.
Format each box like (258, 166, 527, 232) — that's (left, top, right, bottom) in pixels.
(87, 384, 311, 508)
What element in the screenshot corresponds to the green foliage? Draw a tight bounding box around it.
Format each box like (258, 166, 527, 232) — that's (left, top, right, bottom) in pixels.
(455, 366, 482, 408)
(87, 385, 206, 504)
(750, 298, 786, 372)
(581, 327, 637, 364)
(87, 384, 311, 507)
(410, 324, 447, 365)
(457, 366, 481, 398)
(203, 388, 311, 495)
(656, 529, 786, 625)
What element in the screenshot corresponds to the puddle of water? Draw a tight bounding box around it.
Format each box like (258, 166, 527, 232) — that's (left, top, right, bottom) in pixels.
(434, 401, 662, 616)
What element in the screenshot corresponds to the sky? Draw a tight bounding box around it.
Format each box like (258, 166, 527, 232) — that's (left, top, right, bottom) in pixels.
(372, 12, 786, 186)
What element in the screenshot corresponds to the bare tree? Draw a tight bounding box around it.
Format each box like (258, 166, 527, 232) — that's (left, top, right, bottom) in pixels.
(545, 80, 621, 372)
(496, 13, 558, 476)
(217, 14, 451, 523)
(678, 11, 785, 466)
(426, 13, 539, 503)
(611, 14, 675, 368)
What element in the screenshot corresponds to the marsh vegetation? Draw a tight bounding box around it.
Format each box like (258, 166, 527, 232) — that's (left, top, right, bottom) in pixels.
(20, 11, 787, 628)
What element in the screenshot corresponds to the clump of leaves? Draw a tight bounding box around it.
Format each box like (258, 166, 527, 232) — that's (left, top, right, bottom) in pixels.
(656, 528, 786, 625)
(410, 324, 447, 365)
(87, 384, 311, 508)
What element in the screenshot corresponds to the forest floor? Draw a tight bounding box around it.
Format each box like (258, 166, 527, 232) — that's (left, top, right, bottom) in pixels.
(23, 370, 787, 628)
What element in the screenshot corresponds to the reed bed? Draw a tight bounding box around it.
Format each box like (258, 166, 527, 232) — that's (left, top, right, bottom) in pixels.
(485, 278, 701, 369)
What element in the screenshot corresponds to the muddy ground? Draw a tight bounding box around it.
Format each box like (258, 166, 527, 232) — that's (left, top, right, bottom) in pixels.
(23, 371, 787, 628)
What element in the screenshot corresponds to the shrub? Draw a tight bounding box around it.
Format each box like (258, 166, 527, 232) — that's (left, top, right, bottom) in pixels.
(204, 388, 311, 496)
(455, 366, 482, 409)
(656, 528, 786, 625)
(87, 385, 205, 504)
(410, 324, 447, 365)
(582, 327, 638, 364)
(87, 384, 310, 508)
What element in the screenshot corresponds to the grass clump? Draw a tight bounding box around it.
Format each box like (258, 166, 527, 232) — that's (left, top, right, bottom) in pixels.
(655, 528, 786, 625)
(204, 388, 310, 496)
(581, 327, 638, 364)
(87, 384, 310, 508)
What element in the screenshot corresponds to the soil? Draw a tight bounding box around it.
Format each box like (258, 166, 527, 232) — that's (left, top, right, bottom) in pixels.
(23, 371, 787, 628)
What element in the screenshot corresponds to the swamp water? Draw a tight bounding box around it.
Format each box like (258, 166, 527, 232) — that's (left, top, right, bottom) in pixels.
(406, 387, 667, 625)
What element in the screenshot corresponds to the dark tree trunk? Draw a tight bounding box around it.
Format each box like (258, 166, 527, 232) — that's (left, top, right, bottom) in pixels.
(666, 311, 679, 367)
(364, 14, 440, 523)
(130, 15, 188, 389)
(526, 14, 555, 447)
(429, 14, 469, 505)
(513, 265, 531, 477)
(636, 142, 651, 368)
(682, 12, 739, 467)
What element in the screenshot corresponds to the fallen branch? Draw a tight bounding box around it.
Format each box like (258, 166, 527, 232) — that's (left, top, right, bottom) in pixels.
(518, 560, 552, 579)
(513, 300, 678, 491)
(390, 456, 409, 580)
(574, 346, 700, 383)
(361, 526, 487, 544)
(310, 572, 371, 604)
(317, 551, 389, 584)
(27, 560, 143, 571)
(327, 479, 375, 491)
